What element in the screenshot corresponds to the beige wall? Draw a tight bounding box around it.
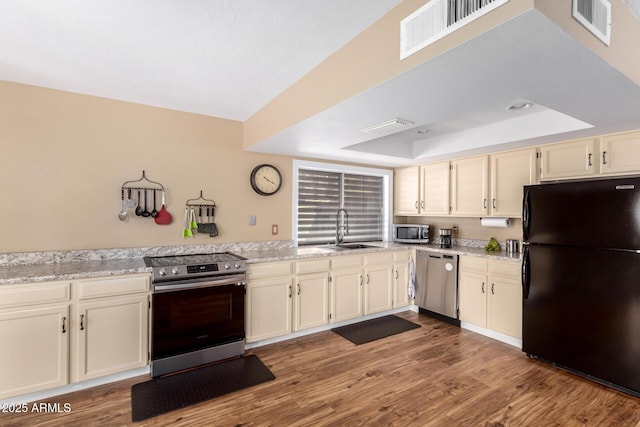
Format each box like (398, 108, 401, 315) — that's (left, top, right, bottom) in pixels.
(0, 81, 292, 253)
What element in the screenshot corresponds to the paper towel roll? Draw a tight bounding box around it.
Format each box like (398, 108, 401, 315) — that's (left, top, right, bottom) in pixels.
(480, 217, 510, 228)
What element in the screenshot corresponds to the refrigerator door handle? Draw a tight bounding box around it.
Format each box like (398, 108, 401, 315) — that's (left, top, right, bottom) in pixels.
(522, 245, 531, 299)
(522, 189, 531, 240)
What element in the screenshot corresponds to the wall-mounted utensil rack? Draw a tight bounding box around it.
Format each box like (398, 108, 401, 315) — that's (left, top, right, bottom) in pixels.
(184, 191, 218, 237)
(119, 170, 172, 224)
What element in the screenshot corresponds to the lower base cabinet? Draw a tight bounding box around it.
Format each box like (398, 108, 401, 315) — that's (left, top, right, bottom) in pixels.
(246, 262, 294, 343)
(364, 252, 394, 315)
(0, 275, 150, 400)
(74, 294, 149, 382)
(459, 257, 522, 339)
(0, 304, 69, 399)
(246, 250, 412, 343)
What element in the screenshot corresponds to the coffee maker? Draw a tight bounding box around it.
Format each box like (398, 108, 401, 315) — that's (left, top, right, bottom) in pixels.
(439, 228, 452, 248)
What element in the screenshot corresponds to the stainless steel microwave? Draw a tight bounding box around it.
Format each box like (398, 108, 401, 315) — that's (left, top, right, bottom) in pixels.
(393, 224, 430, 244)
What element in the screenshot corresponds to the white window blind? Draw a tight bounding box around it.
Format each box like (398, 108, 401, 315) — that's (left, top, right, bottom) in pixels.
(297, 168, 383, 245)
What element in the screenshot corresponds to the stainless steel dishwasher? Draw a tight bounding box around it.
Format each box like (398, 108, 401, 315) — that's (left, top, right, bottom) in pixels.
(415, 250, 460, 325)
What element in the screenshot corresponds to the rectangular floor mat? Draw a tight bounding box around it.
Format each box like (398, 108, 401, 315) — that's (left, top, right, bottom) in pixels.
(131, 355, 275, 422)
(331, 315, 421, 345)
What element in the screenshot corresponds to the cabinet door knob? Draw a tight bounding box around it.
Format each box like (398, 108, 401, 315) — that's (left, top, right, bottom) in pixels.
(288, 285, 292, 298)
(602, 151, 607, 165)
(481, 282, 485, 293)
(366, 274, 370, 284)
(492, 198, 496, 209)
(61, 316, 67, 334)
(415, 201, 418, 209)
(491, 283, 495, 295)
(80, 314, 85, 331)
(588, 153, 593, 167)
(483, 198, 487, 209)
(297, 283, 301, 295)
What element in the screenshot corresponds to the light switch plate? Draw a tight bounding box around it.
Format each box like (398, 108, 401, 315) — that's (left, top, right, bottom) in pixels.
(249, 215, 256, 226)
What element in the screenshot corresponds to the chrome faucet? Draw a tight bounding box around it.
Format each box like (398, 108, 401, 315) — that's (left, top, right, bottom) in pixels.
(335, 208, 349, 244)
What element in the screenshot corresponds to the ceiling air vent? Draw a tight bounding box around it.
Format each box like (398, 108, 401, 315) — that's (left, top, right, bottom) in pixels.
(573, 0, 611, 46)
(400, 0, 509, 59)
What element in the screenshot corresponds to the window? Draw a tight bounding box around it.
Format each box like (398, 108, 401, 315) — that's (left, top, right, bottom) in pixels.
(293, 160, 392, 246)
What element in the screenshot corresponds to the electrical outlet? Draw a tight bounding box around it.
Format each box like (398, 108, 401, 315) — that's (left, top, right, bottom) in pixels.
(272, 224, 278, 235)
(452, 225, 458, 234)
(249, 215, 256, 226)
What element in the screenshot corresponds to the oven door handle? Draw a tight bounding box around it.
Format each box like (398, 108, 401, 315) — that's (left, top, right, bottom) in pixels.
(153, 274, 246, 293)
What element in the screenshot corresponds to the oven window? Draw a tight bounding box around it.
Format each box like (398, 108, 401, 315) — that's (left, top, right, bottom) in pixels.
(152, 285, 244, 360)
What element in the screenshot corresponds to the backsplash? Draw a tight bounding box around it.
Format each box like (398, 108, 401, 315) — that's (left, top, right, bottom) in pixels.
(0, 240, 294, 267)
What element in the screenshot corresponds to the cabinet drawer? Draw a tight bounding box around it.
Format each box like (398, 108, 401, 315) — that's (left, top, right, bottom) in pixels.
(489, 261, 521, 278)
(247, 262, 292, 279)
(393, 250, 410, 263)
(331, 255, 362, 270)
(76, 274, 149, 300)
(295, 258, 330, 274)
(460, 256, 488, 274)
(364, 252, 393, 265)
(0, 281, 70, 309)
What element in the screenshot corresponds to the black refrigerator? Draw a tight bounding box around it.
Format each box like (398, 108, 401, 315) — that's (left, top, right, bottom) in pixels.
(522, 177, 640, 397)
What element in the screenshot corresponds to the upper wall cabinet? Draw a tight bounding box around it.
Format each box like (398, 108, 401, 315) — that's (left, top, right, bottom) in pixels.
(451, 155, 489, 217)
(420, 161, 451, 216)
(540, 138, 597, 180)
(394, 166, 420, 215)
(540, 131, 640, 181)
(490, 148, 537, 217)
(600, 130, 640, 176)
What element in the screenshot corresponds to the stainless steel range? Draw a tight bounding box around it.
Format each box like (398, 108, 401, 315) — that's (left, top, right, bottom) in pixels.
(144, 252, 247, 377)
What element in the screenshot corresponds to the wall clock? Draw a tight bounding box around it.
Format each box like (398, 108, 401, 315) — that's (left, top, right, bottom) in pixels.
(250, 164, 282, 196)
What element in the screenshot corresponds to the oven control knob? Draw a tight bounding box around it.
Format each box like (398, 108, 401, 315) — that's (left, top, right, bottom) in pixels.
(234, 263, 241, 269)
(158, 268, 167, 276)
(171, 267, 180, 275)
(224, 263, 231, 270)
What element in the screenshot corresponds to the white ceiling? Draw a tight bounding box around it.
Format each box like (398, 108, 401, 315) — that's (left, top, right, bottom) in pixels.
(2, 1, 640, 168)
(0, 0, 403, 120)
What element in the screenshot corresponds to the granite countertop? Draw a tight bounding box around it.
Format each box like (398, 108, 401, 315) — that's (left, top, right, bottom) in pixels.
(0, 241, 521, 286)
(0, 258, 150, 286)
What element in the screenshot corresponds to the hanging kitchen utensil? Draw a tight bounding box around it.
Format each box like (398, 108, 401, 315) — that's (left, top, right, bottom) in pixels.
(183, 207, 192, 238)
(189, 207, 197, 230)
(124, 188, 136, 209)
(151, 190, 158, 218)
(209, 222, 219, 237)
(154, 191, 173, 225)
(118, 189, 128, 221)
(142, 189, 151, 217)
(135, 189, 143, 216)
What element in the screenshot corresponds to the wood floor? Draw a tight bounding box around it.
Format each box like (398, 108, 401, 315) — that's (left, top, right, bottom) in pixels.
(3, 311, 640, 426)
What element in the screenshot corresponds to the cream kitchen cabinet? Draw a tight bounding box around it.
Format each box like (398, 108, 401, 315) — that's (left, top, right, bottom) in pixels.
(451, 155, 489, 216)
(599, 130, 640, 176)
(294, 259, 330, 331)
(459, 257, 522, 340)
(72, 274, 149, 382)
(246, 261, 293, 343)
(394, 166, 420, 215)
(363, 252, 394, 315)
(420, 161, 451, 215)
(330, 255, 363, 323)
(0, 281, 70, 400)
(393, 250, 411, 308)
(0, 274, 150, 400)
(540, 138, 597, 180)
(490, 148, 537, 217)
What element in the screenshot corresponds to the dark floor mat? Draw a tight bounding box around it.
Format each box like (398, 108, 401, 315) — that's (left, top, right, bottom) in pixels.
(131, 355, 275, 422)
(331, 315, 421, 345)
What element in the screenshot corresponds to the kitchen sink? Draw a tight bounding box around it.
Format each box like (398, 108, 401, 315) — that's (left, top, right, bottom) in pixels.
(322, 243, 381, 252)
